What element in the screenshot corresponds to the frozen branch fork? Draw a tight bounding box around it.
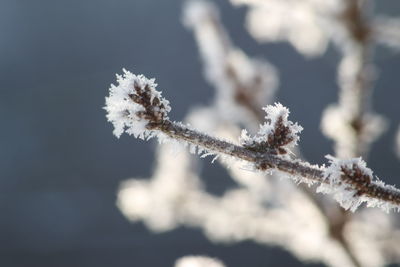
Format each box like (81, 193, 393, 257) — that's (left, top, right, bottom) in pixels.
(105, 70, 400, 212)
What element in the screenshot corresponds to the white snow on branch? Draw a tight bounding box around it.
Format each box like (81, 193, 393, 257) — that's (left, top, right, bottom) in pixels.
(104, 69, 171, 139)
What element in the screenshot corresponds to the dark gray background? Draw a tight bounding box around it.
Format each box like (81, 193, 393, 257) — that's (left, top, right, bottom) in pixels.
(1, 0, 400, 266)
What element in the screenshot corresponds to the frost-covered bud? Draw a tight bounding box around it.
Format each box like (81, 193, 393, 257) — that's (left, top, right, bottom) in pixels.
(240, 103, 303, 155)
(104, 69, 171, 139)
(319, 155, 400, 212)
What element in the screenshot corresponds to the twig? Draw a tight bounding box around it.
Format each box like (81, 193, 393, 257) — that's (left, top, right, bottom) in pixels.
(104, 70, 400, 212)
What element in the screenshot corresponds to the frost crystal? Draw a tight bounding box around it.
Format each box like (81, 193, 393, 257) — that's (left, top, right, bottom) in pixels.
(104, 69, 171, 139)
(240, 103, 303, 155)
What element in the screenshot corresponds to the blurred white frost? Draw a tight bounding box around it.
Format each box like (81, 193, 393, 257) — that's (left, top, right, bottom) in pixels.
(183, 0, 278, 128)
(321, 104, 386, 158)
(374, 16, 400, 50)
(230, 0, 347, 57)
(175, 256, 226, 267)
(230, 0, 400, 58)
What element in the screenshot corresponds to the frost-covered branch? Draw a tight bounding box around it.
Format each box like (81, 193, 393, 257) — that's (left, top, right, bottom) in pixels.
(105, 70, 400, 212)
(106, 1, 400, 266)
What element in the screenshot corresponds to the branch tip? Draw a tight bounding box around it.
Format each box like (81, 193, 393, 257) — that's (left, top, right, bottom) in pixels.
(104, 69, 170, 139)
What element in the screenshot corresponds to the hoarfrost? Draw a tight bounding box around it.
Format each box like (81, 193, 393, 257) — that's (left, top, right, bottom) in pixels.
(104, 69, 171, 139)
(319, 155, 400, 212)
(239, 103, 303, 154)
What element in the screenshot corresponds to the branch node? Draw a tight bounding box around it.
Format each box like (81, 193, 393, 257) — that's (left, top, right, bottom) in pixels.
(239, 103, 303, 155)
